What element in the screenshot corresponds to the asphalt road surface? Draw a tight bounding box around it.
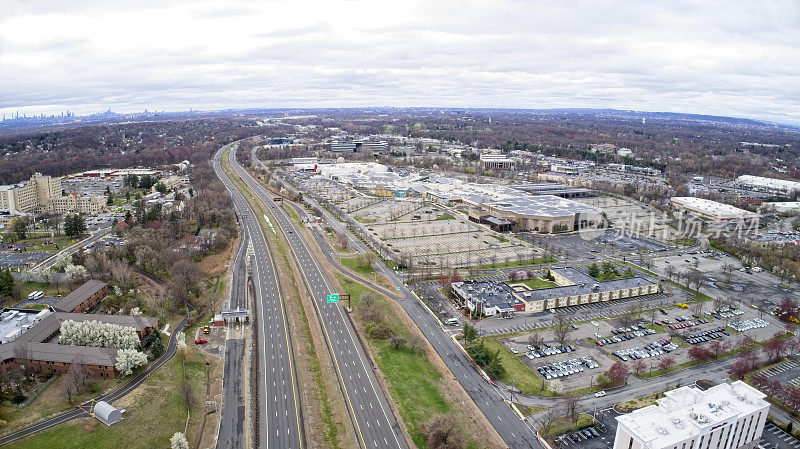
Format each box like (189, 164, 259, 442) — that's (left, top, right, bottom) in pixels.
(250, 150, 541, 448)
(229, 147, 407, 449)
(217, 221, 250, 449)
(214, 145, 305, 449)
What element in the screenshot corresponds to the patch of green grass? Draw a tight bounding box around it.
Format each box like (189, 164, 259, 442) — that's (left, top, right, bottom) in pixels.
(22, 303, 49, 311)
(374, 340, 450, 447)
(434, 213, 455, 221)
(354, 216, 377, 223)
(488, 234, 509, 243)
(547, 414, 594, 437)
(18, 282, 65, 299)
(281, 202, 305, 228)
(617, 391, 666, 412)
(340, 257, 376, 277)
(6, 353, 208, 449)
(481, 339, 554, 396)
(511, 402, 545, 417)
(506, 277, 558, 290)
(477, 257, 556, 270)
(673, 237, 698, 246)
(9, 234, 75, 253)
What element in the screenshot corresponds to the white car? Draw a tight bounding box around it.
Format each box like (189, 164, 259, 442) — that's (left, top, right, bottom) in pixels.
(595, 390, 606, 398)
(511, 348, 519, 354)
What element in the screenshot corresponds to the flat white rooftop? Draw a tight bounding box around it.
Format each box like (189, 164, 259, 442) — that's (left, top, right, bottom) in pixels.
(671, 197, 759, 220)
(617, 381, 768, 449)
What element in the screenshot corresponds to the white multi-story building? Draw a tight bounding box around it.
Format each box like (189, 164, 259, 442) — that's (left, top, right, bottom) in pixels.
(480, 154, 516, 171)
(614, 382, 769, 449)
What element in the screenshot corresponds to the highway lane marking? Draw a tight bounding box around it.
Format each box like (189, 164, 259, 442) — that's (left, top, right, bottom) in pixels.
(231, 150, 303, 449)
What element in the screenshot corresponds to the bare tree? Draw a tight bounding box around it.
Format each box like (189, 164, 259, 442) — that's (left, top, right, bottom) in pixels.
(561, 394, 580, 424)
(552, 311, 575, 346)
(527, 333, 544, 349)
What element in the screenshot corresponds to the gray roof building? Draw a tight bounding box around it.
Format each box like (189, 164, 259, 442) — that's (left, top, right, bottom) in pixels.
(52, 279, 108, 312)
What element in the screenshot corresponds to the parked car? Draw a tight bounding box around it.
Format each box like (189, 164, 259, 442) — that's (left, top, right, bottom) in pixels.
(202, 326, 211, 334)
(195, 339, 208, 345)
(595, 390, 606, 397)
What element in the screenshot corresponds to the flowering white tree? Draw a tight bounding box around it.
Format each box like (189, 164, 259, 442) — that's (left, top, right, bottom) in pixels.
(64, 264, 88, 283)
(175, 331, 186, 349)
(59, 320, 140, 350)
(115, 349, 147, 375)
(170, 432, 189, 449)
(52, 253, 72, 271)
(129, 307, 143, 317)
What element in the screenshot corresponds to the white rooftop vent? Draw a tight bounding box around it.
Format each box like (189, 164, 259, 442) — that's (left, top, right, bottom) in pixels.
(672, 418, 685, 429)
(657, 427, 669, 435)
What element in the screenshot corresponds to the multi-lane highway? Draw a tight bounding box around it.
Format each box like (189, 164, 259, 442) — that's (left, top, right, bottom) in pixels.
(227, 147, 407, 449)
(251, 150, 541, 448)
(213, 146, 304, 449)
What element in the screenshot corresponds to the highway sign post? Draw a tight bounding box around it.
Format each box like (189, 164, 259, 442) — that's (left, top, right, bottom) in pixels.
(326, 293, 339, 303)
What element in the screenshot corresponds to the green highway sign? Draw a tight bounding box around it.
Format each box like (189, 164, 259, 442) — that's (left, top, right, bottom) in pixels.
(326, 293, 339, 303)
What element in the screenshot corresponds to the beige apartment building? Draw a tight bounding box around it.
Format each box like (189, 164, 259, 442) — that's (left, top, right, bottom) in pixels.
(0, 173, 62, 214)
(46, 193, 106, 215)
(0, 173, 105, 215)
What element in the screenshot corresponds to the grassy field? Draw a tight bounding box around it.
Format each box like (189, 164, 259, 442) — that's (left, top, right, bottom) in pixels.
(0, 376, 115, 431)
(482, 338, 553, 396)
(507, 277, 558, 290)
(5, 350, 210, 449)
(19, 282, 64, 299)
(340, 257, 375, 277)
(9, 234, 74, 253)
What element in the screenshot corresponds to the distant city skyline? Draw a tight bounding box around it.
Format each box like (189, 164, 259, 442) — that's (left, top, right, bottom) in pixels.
(1, 0, 799, 124)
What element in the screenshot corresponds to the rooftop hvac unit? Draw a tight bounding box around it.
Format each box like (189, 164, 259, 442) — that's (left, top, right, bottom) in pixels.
(657, 427, 669, 436)
(672, 418, 685, 429)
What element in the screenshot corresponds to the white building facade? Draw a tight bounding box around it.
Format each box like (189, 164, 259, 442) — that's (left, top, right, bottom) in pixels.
(614, 382, 769, 449)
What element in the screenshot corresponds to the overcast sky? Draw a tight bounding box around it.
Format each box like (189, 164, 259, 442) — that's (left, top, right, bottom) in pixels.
(1, 0, 799, 124)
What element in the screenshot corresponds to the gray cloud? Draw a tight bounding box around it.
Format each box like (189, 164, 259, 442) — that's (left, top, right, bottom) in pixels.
(1, 0, 799, 123)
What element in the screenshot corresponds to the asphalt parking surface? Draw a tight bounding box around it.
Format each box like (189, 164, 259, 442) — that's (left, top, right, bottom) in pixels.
(761, 421, 800, 449)
(759, 360, 800, 389)
(554, 408, 619, 449)
(0, 251, 51, 268)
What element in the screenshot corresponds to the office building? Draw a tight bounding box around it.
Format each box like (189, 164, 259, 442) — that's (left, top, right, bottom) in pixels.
(480, 154, 517, 171)
(614, 381, 768, 449)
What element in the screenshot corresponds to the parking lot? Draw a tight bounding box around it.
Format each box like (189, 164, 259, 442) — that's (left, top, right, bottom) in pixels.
(356, 200, 541, 268)
(650, 251, 795, 313)
(498, 301, 778, 390)
(575, 196, 679, 242)
(759, 359, 800, 390)
(761, 420, 800, 449)
(0, 250, 52, 268)
(553, 408, 620, 449)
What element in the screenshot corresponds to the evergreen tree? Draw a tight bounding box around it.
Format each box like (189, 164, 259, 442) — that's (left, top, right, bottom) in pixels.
(9, 217, 26, 240)
(0, 268, 13, 296)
